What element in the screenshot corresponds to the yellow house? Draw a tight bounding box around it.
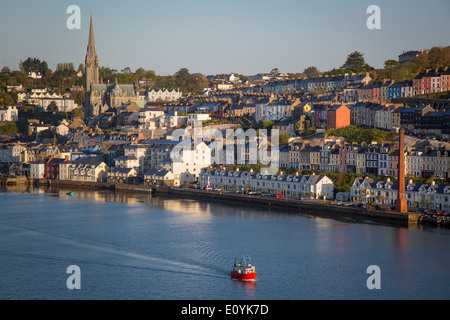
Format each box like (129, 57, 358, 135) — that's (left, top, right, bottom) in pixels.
(20, 92, 63, 105)
(303, 103, 312, 114)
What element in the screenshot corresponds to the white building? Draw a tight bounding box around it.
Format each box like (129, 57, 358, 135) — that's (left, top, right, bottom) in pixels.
(107, 167, 138, 183)
(28, 72, 42, 79)
(55, 123, 69, 136)
(6, 84, 23, 92)
(401, 84, 414, 97)
(163, 140, 212, 186)
(65, 156, 109, 182)
(374, 105, 394, 130)
(351, 177, 450, 211)
(254, 97, 297, 123)
(160, 112, 187, 128)
(123, 144, 151, 175)
(342, 83, 362, 103)
(114, 155, 140, 172)
(0, 106, 19, 122)
(187, 114, 211, 126)
(138, 107, 165, 129)
(406, 150, 423, 178)
(146, 89, 182, 102)
(39, 97, 78, 112)
(29, 159, 47, 179)
(142, 139, 212, 186)
(199, 168, 335, 200)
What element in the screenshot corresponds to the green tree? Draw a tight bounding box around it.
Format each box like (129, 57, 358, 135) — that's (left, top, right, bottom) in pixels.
(262, 121, 274, 130)
(342, 51, 371, 73)
(1, 93, 13, 106)
(0, 121, 19, 135)
(279, 134, 291, 145)
(384, 60, 399, 68)
(175, 68, 190, 83)
(19, 57, 48, 75)
(270, 68, 280, 76)
(47, 101, 59, 113)
(72, 107, 85, 119)
(303, 66, 321, 78)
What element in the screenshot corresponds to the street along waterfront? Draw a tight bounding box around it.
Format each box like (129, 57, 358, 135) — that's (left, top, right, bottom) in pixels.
(0, 186, 449, 300)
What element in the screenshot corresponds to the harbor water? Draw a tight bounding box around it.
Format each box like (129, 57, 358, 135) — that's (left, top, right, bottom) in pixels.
(0, 186, 449, 300)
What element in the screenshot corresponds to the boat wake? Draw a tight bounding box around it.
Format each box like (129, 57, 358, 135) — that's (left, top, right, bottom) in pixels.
(0, 224, 228, 280)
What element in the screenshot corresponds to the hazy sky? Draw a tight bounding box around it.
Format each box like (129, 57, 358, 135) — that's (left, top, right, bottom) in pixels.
(1, 0, 449, 76)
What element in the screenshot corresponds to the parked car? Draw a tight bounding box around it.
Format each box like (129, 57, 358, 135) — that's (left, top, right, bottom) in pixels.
(202, 185, 213, 191)
(437, 210, 448, 215)
(274, 194, 284, 198)
(261, 192, 271, 196)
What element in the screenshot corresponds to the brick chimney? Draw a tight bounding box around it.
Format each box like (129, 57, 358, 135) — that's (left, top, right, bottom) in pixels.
(395, 129, 407, 213)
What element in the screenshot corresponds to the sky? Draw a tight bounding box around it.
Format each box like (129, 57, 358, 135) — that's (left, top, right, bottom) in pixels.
(1, 0, 449, 76)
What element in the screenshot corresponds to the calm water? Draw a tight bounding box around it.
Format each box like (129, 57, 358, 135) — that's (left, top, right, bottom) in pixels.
(0, 186, 449, 300)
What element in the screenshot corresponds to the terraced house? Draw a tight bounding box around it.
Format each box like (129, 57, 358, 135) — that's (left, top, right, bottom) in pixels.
(351, 177, 450, 211)
(62, 155, 109, 182)
(199, 168, 335, 200)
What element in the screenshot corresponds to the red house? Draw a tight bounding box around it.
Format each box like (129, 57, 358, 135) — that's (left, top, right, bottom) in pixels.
(373, 83, 381, 101)
(44, 156, 69, 180)
(326, 103, 350, 130)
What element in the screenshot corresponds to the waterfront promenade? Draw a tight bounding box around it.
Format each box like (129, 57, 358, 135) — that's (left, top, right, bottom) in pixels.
(4, 177, 449, 228)
(5, 177, 433, 227)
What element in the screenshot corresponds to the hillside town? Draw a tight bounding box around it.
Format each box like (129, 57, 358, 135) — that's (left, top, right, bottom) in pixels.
(1, 17, 450, 217)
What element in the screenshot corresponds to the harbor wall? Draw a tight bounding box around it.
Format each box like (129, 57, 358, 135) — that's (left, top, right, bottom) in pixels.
(155, 187, 421, 225)
(10, 178, 446, 227)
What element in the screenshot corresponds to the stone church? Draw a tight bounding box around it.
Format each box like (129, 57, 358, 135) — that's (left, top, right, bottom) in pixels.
(84, 15, 138, 119)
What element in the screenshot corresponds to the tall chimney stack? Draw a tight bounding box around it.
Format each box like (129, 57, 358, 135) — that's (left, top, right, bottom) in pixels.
(395, 129, 408, 213)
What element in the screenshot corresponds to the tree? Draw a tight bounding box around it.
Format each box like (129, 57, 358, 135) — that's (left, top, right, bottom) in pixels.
(175, 68, 190, 82)
(0, 121, 18, 135)
(303, 66, 321, 78)
(342, 51, 371, 73)
(279, 134, 292, 145)
(47, 101, 59, 113)
(121, 67, 132, 74)
(72, 107, 85, 119)
(20, 57, 48, 75)
(56, 63, 75, 73)
(384, 60, 399, 68)
(270, 68, 280, 76)
(262, 121, 274, 131)
(1, 93, 13, 106)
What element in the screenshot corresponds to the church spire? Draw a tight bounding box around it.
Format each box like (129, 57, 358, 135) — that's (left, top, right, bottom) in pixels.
(85, 13, 99, 87)
(87, 13, 97, 56)
(85, 13, 100, 119)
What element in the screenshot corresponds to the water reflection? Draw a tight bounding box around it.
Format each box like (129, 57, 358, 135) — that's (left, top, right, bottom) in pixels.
(234, 280, 257, 299)
(2, 185, 450, 300)
(2, 184, 442, 234)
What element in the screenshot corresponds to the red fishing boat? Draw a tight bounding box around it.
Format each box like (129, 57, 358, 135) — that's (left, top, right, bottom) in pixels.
(231, 256, 257, 281)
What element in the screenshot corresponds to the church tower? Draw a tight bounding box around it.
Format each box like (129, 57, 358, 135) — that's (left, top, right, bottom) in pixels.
(84, 14, 99, 118)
